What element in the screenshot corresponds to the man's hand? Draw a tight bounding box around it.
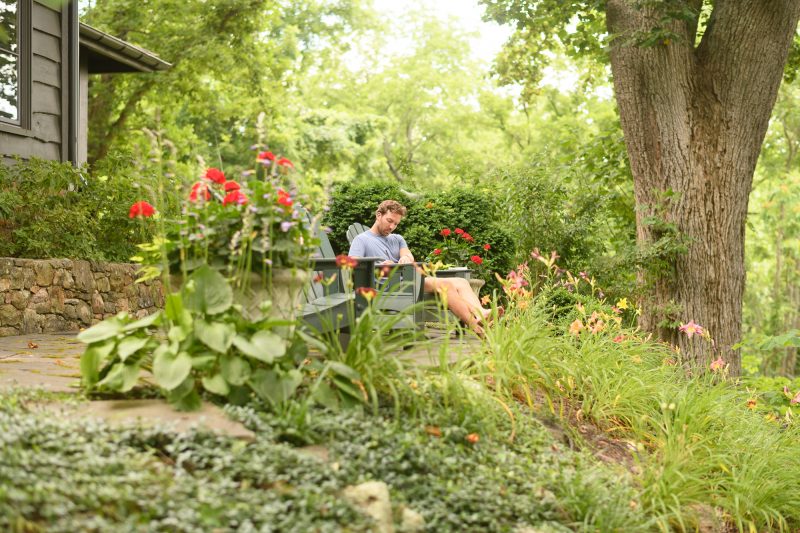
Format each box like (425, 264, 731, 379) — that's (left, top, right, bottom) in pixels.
(398, 256, 413, 264)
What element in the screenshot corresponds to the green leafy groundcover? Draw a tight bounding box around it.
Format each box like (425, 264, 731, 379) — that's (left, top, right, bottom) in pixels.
(0, 390, 645, 532)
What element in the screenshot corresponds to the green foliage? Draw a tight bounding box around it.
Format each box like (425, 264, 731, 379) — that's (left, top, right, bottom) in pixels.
(309, 298, 419, 415)
(474, 283, 800, 531)
(742, 375, 800, 420)
(78, 268, 306, 411)
(0, 390, 370, 532)
(82, 0, 369, 167)
(0, 157, 169, 261)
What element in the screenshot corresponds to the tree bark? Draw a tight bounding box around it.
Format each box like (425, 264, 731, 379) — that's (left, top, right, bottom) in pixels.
(606, 0, 800, 374)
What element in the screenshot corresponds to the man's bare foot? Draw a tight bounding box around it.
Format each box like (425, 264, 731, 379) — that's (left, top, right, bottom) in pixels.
(477, 306, 505, 325)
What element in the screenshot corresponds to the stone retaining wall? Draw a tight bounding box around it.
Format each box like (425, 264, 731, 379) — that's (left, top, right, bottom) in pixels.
(0, 258, 164, 336)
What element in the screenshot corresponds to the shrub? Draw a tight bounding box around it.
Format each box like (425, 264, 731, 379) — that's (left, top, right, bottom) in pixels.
(0, 156, 175, 261)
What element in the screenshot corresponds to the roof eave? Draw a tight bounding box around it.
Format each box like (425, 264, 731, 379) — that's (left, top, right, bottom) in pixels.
(79, 22, 171, 74)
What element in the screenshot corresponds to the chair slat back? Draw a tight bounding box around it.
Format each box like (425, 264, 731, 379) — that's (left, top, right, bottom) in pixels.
(346, 223, 369, 246)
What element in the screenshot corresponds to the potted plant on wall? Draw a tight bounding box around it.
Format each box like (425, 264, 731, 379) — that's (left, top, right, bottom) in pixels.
(134, 154, 318, 323)
(79, 144, 320, 411)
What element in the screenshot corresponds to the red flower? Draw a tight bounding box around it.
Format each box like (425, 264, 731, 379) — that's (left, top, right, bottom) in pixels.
(483, 243, 491, 251)
(277, 157, 294, 168)
(470, 255, 483, 265)
(356, 287, 377, 301)
(128, 201, 155, 218)
(466, 433, 479, 444)
(222, 190, 248, 206)
(335, 254, 358, 269)
(257, 151, 276, 161)
(433, 249, 442, 255)
(224, 181, 241, 192)
(440, 228, 451, 237)
(454, 228, 464, 235)
(462, 233, 474, 242)
(276, 188, 293, 207)
(204, 167, 226, 184)
(189, 182, 211, 202)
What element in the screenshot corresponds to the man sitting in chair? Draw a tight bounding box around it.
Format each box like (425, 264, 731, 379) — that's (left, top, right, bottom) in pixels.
(348, 199, 496, 336)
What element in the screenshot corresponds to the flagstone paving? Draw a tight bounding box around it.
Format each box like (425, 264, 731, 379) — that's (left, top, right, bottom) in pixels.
(0, 329, 481, 439)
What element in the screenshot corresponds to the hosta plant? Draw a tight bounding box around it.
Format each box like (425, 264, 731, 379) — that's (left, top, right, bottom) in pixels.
(79, 265, 306, 410)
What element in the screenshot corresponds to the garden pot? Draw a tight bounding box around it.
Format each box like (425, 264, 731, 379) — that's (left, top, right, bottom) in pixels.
(468, 278, 485, 298)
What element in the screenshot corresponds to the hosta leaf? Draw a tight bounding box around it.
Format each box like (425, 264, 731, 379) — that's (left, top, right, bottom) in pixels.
(248, 368, 302, 406)
(165, 292, 184, 321)
(220, 355, 251, 386)
(196, 320, 234, 353)
(77, 317, 124, 344)
(122, 311, 162, 332)
(119, 363, 141, 392)
(97, 362, 137, 391)
(312, 381, 340, 410)
(80, 340, 116, 388)
(184, 265, 233, 315)
(117, 336, 149, 362)
(191, 353, 218, 370)
(232, 331, 285, 363)
(153, 350, 193, 391)
(167, 376, 202, 411)
(202, 373, 230, 396)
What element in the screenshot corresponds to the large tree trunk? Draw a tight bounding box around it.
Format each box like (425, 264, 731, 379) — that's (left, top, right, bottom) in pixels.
(606, 0, 800, 375)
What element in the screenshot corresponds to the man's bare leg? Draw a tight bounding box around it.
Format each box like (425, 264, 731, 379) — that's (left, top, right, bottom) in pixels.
(424, 277, 489, 334)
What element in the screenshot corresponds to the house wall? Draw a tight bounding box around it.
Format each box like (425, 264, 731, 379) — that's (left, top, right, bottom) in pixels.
(0, 1, 66, 162)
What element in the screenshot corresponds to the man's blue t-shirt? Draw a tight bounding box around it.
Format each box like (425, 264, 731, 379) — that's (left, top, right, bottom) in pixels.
(348, 231, 408, 262)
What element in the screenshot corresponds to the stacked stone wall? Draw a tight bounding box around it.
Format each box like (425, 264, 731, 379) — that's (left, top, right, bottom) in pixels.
(0, 258, 163, 336)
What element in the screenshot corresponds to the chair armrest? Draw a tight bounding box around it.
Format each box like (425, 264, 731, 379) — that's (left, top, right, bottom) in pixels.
(416, 265, 471, 279)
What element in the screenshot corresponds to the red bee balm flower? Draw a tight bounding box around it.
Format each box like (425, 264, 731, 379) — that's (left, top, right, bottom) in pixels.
(440, 228, 451, 237)
(483, 243, 491, 250)
(224, 181, 241, 192)
(129, 201, 155, 218)
(204, 167, 226, 184)
(222, 191, 248, 206)
(454, 228, 464, 235)
(433, 249, 442, 255)
(189, 182, 211, 202)
(256, 151, 276, 161)
(462, 233, 474, 242)
(470, 255, 483, 265)
(277, 157, 294, 168)
(335, 255, 358, 268)
(466, 433, 479, 444)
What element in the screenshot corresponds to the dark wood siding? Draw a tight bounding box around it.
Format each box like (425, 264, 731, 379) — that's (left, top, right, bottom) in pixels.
(0, 0, 64, 162)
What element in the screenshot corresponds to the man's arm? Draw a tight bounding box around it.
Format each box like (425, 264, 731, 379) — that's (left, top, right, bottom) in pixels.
(398, 247, 414, 264)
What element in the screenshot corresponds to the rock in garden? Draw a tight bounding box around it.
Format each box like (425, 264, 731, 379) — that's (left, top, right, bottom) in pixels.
(342, 481, 394, 533)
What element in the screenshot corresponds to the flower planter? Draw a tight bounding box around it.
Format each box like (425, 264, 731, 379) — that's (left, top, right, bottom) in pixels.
(468, 278, 485, 297)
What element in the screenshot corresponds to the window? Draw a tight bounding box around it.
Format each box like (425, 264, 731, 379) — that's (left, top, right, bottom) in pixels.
(0, 0, 19, 124)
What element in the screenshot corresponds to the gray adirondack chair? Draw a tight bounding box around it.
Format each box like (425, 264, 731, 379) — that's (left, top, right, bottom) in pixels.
(299, 219, 379, 333)
(345, 222, 471, 325)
